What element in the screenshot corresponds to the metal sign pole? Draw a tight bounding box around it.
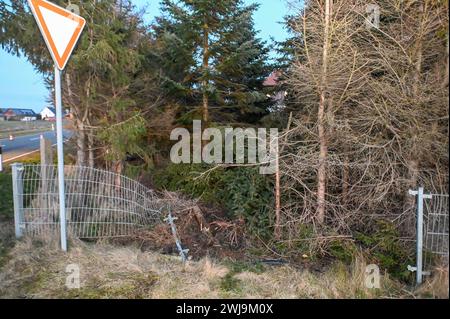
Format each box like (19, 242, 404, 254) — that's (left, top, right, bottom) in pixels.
(54, 65, 67, 252)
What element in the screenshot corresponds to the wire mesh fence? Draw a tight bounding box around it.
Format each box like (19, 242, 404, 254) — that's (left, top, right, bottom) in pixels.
(423, 194, 449, 272)
(12, 163, 163, 239)
(409, 187, 449, 284)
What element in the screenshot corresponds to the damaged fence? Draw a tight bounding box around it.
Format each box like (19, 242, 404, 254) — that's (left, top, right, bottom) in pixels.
(12, 163, 164, 239)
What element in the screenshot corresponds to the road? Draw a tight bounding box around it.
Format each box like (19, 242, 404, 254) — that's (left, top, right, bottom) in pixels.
(0, 130, 72, 163)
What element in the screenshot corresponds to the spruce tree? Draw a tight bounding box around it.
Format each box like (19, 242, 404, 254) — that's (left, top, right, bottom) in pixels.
(153, 0, 271, 125)
(1, 0, 162, 172)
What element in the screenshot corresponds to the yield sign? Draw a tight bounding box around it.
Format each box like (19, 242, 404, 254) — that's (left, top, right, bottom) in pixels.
(28, 0, 86, 70)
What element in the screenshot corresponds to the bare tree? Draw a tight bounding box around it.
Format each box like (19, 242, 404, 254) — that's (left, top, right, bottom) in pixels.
(281, 0, 448, 247)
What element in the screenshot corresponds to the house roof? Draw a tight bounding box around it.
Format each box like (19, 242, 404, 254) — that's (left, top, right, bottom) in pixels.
(263, 71, 282, 87)
(4, 108, 36, 116)
(42, 107, 56, 114)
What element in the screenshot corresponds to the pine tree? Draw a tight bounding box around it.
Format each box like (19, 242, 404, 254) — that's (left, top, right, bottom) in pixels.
(0, 0, 54, 73)
(214, 2, 271, 124)
(63, 0, 161, 174)
(152, 0, 271, 125)
(1, 0, 162, 173)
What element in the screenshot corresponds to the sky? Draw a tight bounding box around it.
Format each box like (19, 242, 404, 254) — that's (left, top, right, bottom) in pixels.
(0, 0, 290, 113)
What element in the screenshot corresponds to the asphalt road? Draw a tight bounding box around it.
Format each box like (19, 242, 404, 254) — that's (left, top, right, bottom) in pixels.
(0, 130, 72, 163)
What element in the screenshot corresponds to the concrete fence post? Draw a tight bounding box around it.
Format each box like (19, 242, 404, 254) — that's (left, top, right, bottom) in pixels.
(12, 163, 24, 238)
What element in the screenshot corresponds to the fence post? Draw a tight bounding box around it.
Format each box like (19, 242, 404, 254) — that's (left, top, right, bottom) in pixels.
(39, 137, 53, 214)
(416, 187, 424, 285)
(164, 207, 189, 263)
(11, 163, 24, 238)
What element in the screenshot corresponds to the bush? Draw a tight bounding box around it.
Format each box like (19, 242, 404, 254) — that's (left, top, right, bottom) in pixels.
(0, 172, 13, 220)
(220, 273, 242, 293)
(355, 220, 415, 282)
(153, 163, 275, 238)
(328, 240, 357, 265)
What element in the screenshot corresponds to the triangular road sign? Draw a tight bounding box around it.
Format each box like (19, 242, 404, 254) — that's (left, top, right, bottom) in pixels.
(28, 0, 86, 70)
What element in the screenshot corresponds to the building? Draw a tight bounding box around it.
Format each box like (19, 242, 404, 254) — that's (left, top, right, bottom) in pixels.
(40, 106, 56, 120)
(0, 108, 5, 121)
(2, 108, 37, 121)
(263, 71, 281, 87)
(263, 71, 286, 111)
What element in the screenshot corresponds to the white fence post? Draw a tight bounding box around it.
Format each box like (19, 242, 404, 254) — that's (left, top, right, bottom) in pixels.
(409, 186, 433, 285)
(416, 187, 425, 285)
(11, 163, 24, 238)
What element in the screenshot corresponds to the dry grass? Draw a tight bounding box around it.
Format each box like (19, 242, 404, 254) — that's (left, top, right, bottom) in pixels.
(0, 238, 447, 299)
(0, 221, 15, 268)
(416, 264, 449, 299)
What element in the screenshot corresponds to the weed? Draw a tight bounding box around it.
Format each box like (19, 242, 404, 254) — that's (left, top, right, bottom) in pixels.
(220, 272, 242, 293)
(0, 172, 13, 220)
(226, 260, 266, 275)
(355, 220, 415, 282)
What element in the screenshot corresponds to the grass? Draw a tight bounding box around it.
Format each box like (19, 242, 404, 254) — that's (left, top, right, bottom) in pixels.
(218, 260, 266, 295)
(0, 156, 446, 299)
(220, 272, 243, 294)
(0, 120, 53, 139)
(0, 171, 13, 220)
(0, 165, 15, 269)
(0, 160, 39, 270)
(0, 239, 446, 299)
(0, 222, 14, 269)
(0, 153, 41, 222)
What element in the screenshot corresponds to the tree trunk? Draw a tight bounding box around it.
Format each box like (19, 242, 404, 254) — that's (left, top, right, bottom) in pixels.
(342, 154, 349, 203)
(405, 160, 419, 234)
(316, 0, 332, 224)
(202, 20, 210, 125)
(87, 129, 95, 168)
(114, 160, 123, 188)
(444, 35, 449, 88)
(66, 72, 87, 167)
(76, 121, 87, 166)
(404, 4, 426, 234)
(85, 114, 95, 168)
(274, 112, 293, 239)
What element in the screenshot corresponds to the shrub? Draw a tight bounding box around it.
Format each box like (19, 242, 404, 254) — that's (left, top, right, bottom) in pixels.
(153, 163, 275, 238)
(355, 220, 415, 282)
(0, 172, 13, 220)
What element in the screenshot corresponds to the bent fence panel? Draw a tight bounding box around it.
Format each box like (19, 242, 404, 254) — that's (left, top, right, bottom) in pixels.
(12, 163, 163, 239)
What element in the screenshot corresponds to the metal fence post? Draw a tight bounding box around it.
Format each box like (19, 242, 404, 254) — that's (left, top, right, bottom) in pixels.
(164, 207, 189, 263)
(11, 163, 24, 238)
(416, 187, 424, 285)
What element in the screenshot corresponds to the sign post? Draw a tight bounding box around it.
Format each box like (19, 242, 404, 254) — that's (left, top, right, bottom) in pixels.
(54, 65, 67, 251)
(28, 0, 85, 251)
